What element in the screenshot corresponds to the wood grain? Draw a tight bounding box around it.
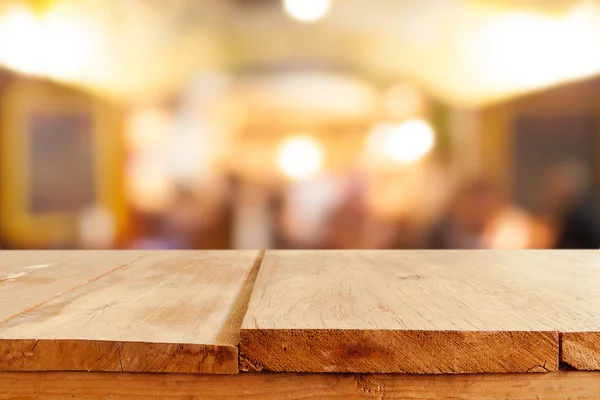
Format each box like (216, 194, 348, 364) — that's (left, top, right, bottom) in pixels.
(0, 251, 146, 324)
(0, 251, 261, 374)
(240, 250, 583, 373)
(445, 251, 600, 371)
(562, 333, 600, 370)
(2, 371, 600, 399)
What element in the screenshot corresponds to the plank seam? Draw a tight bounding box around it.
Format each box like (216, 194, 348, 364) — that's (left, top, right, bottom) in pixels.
(213, 249, 264, 372)
(216, 250, 264, 347)
(558, 331, 585, 371)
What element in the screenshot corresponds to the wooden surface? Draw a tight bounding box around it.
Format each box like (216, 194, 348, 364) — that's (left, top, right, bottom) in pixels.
(562, 333, 600, 371)
(240, 250, 600, 373)
(515, 251, 600, 371)
(2, 371, 600, 399)
(0, 250, 262, 374)
(2, 249, 600, 375)
(456, 250, 600, 371)
(0, 251, 146, 324)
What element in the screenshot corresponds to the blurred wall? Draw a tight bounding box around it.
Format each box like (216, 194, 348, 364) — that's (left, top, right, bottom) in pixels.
(480, 75, 600, 211)
(0, 71, 127, 249)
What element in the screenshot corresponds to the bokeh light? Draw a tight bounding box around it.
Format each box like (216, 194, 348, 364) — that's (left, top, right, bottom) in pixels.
(126, 107, 174, 213)
(469, 2, 600, 91)
(277, 136, 323, 180)
(0, 0, 594, 252)
(368, 119, 436, 164)
(0, 5, 41, 75)
(283, 0, 331, 23)
(0, 4, 98, 79)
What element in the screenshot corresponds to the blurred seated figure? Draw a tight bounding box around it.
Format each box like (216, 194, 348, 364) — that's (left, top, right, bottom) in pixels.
(429, 176, 533, 249)
(543, 162, 600, 249)
(325, 177, 368, 249)
(428, 177, 498, 249)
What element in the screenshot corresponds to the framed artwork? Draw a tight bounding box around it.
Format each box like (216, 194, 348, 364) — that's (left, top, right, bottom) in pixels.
(0, 78, 127, 248)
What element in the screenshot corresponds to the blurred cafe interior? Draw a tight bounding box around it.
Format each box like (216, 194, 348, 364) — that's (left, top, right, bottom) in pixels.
(1, 0, 600, 250)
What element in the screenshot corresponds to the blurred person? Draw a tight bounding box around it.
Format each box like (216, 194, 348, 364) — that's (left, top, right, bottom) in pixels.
(527, 216, 556, 249)
(279, 175, 342, 249)
(325, 176, 369, 249)
(232, 180, 274, 250)
(160, 186, 203, 248)
(428, 176, 534, 249)
(543, 162, 600, 249)
(430, 175, 535, 249)
(428, 177, 500, 249)
(126, 215, 179, 250)
(360, 216, 399, 249)
(375, 215, 424, 249)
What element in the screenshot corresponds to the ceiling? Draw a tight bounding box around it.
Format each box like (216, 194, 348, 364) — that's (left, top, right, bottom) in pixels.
(2, 0, 598, 107)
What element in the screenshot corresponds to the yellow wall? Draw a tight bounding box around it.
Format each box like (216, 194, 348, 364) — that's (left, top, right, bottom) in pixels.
(0, 76, 127, 248)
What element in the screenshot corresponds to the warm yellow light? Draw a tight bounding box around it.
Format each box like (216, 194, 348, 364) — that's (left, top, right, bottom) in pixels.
(485, 209, 532, 249)
(0, 4, 98, 79)
(0, 6, 41, 75)
(384, 83, 424, 120)
(283, 0, 331, 23)
(368, 119, 435, 164)
(469, 2, 600, 90)
(42, 5, 96, 79)
(127, 162, 174, 213)
(125, 106, 174, 213)
(127, 108, 171, 151)
(277, 136, 323, 180)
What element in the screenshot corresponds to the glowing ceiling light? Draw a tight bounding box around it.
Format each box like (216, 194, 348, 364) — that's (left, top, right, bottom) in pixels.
(0, 4, 98, 79)
(42, 5, 96, 79)
(469, 2, 600, 91)
(0, 6, 42, 75)
(277, 136, 323, 180)
(368, 119, 435, 164)
(283, 0, 331, 23)
(385, 119, 435, 163)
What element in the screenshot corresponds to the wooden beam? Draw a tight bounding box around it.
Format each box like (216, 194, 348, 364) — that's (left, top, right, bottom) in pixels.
(1, 371, 599, 399)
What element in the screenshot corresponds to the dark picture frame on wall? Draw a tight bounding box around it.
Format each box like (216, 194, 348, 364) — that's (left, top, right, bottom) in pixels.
(0, 78, 126, 248)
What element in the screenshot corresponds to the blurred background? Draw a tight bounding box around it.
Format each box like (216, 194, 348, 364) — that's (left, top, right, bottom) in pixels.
(1, 0, 600, 250)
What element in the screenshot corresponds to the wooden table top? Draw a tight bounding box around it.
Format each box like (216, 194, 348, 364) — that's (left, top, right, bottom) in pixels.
(1, 250, 600, 375)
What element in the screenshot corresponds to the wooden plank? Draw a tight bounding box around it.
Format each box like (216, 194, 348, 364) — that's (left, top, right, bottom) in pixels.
(562, 333, 600, 370)
(451, 251, 600, 371)
(240, 250, 572, 374)
(0, 251, 146, 324)
(0, 250, 262, 374)
(508, 251, 600, 371)
(1, 371, 600, 399)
